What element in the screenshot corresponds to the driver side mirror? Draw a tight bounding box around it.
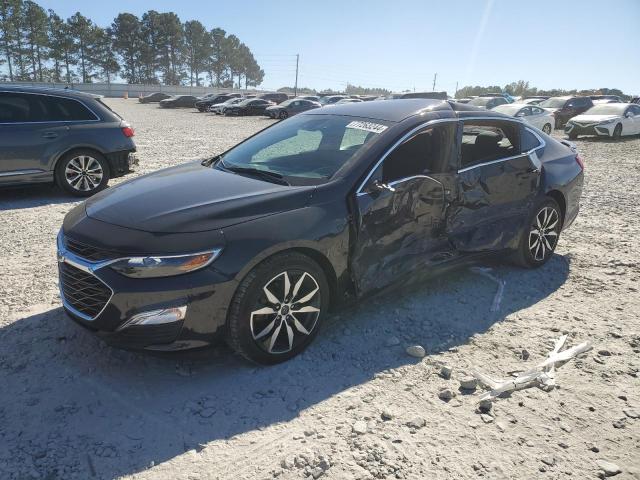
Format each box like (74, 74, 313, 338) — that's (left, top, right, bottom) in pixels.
(625, 111, 633, 118)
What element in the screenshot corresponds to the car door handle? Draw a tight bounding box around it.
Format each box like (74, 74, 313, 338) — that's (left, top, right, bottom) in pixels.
(42, 132, 58, 139)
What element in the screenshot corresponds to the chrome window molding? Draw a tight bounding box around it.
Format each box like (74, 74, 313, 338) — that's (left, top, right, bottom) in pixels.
(0, 169, 44, 177)
(387, 174, 443, 188)
(0, 90, 101, 125)
(355, 115, 532, 196)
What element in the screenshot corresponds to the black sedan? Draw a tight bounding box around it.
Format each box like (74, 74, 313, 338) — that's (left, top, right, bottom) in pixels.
(224, 98, 274, 116)
(159, 95, 199, 108)
(138, 92, 172, 103)
(265, 98, 321, 119)
(58, 100, 584, 364)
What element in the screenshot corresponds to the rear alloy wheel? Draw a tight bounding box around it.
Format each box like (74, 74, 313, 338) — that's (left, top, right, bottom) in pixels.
(612, 124, 622, 140)
(55, 150, 110, 197)
(512, 198, 562, 268)
(542, 123, 552, 134)
(279, 110, 289, 120)
(226, 252, 329, 364)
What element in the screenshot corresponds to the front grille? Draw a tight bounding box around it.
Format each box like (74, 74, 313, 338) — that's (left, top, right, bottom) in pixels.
(59, 263, 111, 319)
(65, 237, 116, 261)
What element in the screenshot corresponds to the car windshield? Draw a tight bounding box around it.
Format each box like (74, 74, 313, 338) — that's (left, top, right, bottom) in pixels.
(539, 97, 568, 108)
(215, 114, 389, 184)
(584, 104, 626, 115)
(468, 97, 492, 106)
(224, 98, 242, 105)
(493, 104, 523, 115)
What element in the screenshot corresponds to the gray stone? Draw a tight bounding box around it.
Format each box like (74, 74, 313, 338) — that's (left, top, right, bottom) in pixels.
(381, 409, 395, 421)
(541, 456, 555, 466)
(478, 399, 493, 413)
(459, 376, 477, 391)
(406, 417, 426, 429)
(623, 408, 639, 419)
(439, 365, 453, 379)
(352, 421, 368, 434)
(596, 460, 621, 477)
(405, 345, 426, 358)
(438, 388, 456, 401)
(480, 414, 494, 424)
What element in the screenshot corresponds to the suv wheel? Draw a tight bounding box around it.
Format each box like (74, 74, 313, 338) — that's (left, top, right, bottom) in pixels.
(226, 252, 329, 365)
(55, 150, 110, 197)
(512, 197, 562, 268)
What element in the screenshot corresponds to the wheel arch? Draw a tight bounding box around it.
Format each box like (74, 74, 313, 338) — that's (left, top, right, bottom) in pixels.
(545, 189, 566, 227)
(51, 145, 108, 177)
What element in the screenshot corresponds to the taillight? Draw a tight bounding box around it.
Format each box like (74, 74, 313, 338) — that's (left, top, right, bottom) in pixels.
(575, 154, 584, 170)
(122, 126, 135, 137)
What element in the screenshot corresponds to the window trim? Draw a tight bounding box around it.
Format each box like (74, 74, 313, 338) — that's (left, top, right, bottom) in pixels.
(0, 90, 101, 125)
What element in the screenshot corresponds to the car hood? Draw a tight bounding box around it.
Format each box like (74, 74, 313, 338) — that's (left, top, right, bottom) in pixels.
(266, 105, 282, 111)
(84, 162, 314, 233)
(571, 114, 620, 123)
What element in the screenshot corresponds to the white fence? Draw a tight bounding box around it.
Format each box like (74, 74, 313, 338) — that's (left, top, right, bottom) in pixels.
(0, 81, 267, 98)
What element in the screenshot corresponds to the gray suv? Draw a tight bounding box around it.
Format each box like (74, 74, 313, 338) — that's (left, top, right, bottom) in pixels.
(0, 86, 137, 196)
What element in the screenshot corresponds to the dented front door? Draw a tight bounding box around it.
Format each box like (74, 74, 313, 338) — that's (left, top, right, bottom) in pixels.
(351, 176, 448, 294)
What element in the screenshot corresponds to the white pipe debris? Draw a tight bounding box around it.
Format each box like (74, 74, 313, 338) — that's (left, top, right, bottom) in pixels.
(469, 267, 505, 312)
(471, 335, 592, 401)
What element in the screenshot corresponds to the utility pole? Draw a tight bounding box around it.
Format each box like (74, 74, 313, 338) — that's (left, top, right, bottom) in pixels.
(432, 72, 437, 92)
(294, 54, 299, 97)
(455, 81, 458, 97)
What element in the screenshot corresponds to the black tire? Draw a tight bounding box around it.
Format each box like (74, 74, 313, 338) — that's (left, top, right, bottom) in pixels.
(279, 110, 289, 120)
(612, 124, 622, 140)
(512, 197, 562, 268)
(568, 132, 578, 140)
(55, 149, 110, 197)
(226, 252, 330, 365)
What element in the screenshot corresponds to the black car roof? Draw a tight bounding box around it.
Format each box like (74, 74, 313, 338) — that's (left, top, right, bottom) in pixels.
(0, 84, 100, 100)
(305, 99, 453, 122)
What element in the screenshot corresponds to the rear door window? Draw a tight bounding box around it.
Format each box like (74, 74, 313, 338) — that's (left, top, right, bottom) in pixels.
(460, 120, 520, 169)
(0, 93, 31, 122)
(39, 96, 98, 121)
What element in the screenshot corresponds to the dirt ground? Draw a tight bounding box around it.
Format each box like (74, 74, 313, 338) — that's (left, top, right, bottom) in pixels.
(0, 99, 638, 480)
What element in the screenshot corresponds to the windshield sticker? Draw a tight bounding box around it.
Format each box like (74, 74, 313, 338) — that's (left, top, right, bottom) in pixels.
(346, 121, 388, 134)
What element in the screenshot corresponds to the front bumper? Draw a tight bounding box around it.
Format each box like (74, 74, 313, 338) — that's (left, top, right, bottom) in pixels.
(57, 232, 236, 351)
(565, 122, 613, 137)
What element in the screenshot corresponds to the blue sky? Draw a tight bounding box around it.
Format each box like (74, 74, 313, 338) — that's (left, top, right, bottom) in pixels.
(38, 0, 640, 94)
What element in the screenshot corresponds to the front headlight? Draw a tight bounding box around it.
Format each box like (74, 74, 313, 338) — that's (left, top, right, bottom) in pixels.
(110, 249, 222, 278)
(598, 118, 617, 125)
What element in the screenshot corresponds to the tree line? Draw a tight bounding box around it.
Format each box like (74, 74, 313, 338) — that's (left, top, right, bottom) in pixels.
(456, 80, 631, 101)
(0, 0, 264, 88)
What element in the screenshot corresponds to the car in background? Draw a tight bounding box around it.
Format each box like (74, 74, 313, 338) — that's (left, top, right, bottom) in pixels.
(565, 103, 640, 140)
(467, 96, 509, 109)
(138, 92, 172, 104)
(224, 98, 274, 116)
(0, 86, 137, 196)
(631, 96, 640, 105)
(590, 95, 622, 104)
(56, 99, 583, 363)
(258, 93, 289, 104)
(538, 96, 593, 129)
(335, 98, 363, 104)
(210, 97, 245, 114)
(319, 95, 347, 106)
(159, 95, 199, 108)
(493, 103, 554, 134)
(520, 96, 549, 105)
(398, 91, 449, 100)
(456, 98, 472, 104)
(265, 98, 321, 119)
(480, 93, 515, 103)
(298, 95, 320, 102)
(195, 93, 241, 112)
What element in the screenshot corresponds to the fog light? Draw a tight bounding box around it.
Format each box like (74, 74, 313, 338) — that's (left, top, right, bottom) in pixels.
(117, 306, 187, 331)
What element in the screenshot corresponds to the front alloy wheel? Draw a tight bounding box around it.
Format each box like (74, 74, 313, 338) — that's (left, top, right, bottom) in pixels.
(226, 252, 329, 364)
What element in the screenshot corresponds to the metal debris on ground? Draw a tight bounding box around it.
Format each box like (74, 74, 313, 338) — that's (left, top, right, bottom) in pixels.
(469, 267, 505, 312)
(471, 335, 592, 401)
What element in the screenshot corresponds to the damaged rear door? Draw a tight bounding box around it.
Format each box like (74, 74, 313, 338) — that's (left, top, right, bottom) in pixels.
(449, 119, 541, 252)
(350, 122, 458, 294)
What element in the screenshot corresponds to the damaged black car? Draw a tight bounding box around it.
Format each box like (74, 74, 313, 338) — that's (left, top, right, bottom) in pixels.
(58, 99, 584, 364)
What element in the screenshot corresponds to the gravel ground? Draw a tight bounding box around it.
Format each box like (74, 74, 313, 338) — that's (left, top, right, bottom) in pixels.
(0, 99, 638, 480)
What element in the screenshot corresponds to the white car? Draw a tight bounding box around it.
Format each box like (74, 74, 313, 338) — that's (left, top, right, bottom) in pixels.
(565, 103, 640, 139)
(492, 103, 554, 134)
(210, 97, 245, 114)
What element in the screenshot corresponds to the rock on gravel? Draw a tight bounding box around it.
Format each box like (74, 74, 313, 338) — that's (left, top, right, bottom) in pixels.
(352, 421, 368, 435)
(439, 365, 453, 379)
(438, 388, 456, 401)
(405, 345, 426, 358)
(459, 376, 477, 391)
(596, 460, 622, 477)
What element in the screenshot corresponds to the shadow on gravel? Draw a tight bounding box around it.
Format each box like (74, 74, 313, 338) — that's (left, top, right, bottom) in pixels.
(0, 254, 570, 479)
(0, 184, 79, 211)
